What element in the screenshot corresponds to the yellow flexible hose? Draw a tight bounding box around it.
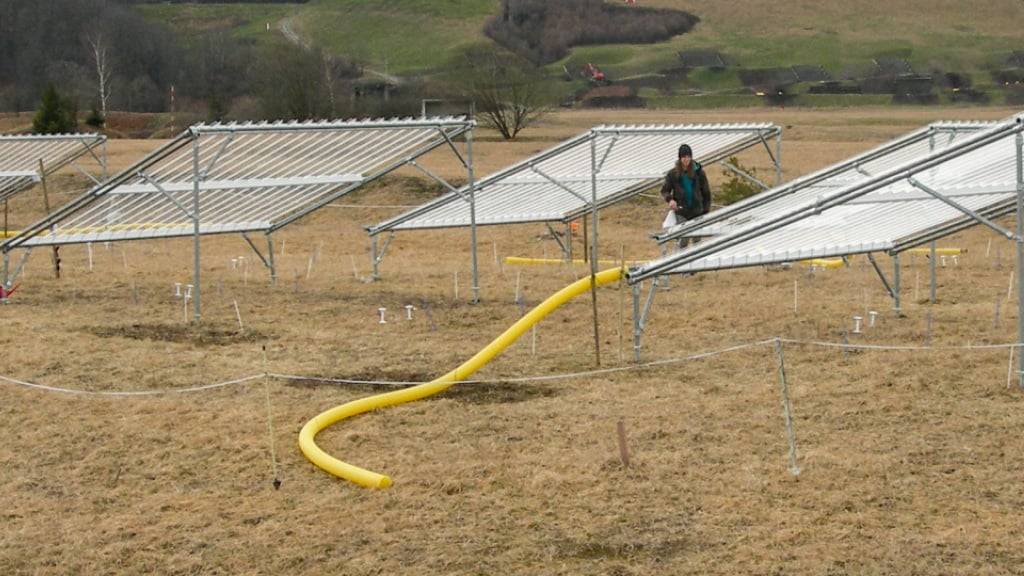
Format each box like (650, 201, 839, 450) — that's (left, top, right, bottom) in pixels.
(299, 266, 625, 488)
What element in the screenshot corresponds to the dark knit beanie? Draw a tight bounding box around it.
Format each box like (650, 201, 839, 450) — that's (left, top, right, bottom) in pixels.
(678, 144, 693, 158)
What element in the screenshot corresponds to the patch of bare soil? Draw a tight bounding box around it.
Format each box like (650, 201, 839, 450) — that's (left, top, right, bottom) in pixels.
(88, 323, 267, 346)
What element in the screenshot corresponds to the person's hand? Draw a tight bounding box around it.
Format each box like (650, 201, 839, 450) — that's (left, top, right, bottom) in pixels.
(668, 200, 678, 210)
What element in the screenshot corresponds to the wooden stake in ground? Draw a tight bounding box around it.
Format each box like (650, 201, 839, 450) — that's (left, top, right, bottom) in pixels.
(38, 160, 60, 279)
(616, 419, 630, 467)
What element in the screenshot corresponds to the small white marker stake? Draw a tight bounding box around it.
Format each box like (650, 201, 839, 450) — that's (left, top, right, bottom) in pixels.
(454, 271, 459, 300)
(868, 310, 878, 328)
(986, 238, 992, 258)
(1008, 271, 1015, 303)
(233, 300, 244, 330)
(378, 307, 387, 324)
(793, 279, 798, 314)
(306, 255, 314, 279)
(174, 282, 182, 297)
(514, 271, 521, 303)
(940, 255, 947, 268)
(185, 284, 194, 299)
(349, 255, 359, 279)
(87, 242, 94, 271)
(405, 304, 415, 320)
(231, 258, 238, 270)
(852, 316, 863, 334)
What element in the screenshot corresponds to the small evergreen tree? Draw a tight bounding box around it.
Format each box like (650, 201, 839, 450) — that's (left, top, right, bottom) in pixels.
(32, 84, 78, 134)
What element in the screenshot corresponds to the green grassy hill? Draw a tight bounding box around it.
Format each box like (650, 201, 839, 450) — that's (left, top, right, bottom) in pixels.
(136, 0, 1024, 107)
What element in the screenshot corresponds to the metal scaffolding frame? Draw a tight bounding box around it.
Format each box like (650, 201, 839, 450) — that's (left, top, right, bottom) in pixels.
(0, 133, 108, 204)
(653, 121, 997, 245)
(365, 123, 782, 289)
(0, 117, 474, 316)
(627, 115, 1024, 387)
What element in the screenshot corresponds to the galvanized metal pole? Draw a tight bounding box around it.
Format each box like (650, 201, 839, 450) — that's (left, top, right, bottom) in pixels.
(467, 129, 479, 303)
(1016, 130, 1023, 388)
(1, 251, 9, 304)
(101, 138, 109, 180)
(930, 241, 937, 303)
(893, 254, 901, 313)
(589, 132, 601, 365)
(191, 134, 202, 323)
(928, 131, 937, 305)
(632, 282, 641, 362)
(370, 235, 379, 280)
(773, 338, 801, 476)
(774, 130, 783, 186)
(266, 233, 277, 286)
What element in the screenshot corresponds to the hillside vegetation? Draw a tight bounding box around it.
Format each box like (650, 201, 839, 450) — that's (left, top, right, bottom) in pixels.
(133, 0, 1024, 109)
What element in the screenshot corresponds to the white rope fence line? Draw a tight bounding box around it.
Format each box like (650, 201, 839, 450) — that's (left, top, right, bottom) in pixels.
(2, 337, 1023, 397)
(0, 373, 264, 397)
(779, 338, 1024, 351)
(269, 338, 775, 387)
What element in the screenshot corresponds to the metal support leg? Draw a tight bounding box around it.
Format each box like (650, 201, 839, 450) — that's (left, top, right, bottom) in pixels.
(640, 276, 659, 332)
(191, 136, 201, 323)
(267, 233, 277, 286)
(467, 130, 479, 303)
(867, 253, 896, 301)
(774, 130, 783, 186)
(930, 240, 937, 304)
(371, 235, 380, 280)
(1, 251, 9, 304)
(566, 222, 573, 262)
(1015, 130, 1023, 388)
(893, 254, 901, 313)
(632, 282, 642, 362)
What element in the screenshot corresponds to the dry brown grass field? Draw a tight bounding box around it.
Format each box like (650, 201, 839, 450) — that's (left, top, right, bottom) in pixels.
(2, 107, 1023, 575)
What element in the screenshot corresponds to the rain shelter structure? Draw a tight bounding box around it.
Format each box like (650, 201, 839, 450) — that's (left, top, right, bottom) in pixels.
(366, 123, 783, 283)
(1, 132, 107, 206)
(654, 121, 997, 243)
(0, 117, 475, 316)
(627, 115, 1024, 383)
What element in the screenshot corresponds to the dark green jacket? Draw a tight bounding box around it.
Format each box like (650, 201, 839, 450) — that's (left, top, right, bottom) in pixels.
(660, 161, 711, 220)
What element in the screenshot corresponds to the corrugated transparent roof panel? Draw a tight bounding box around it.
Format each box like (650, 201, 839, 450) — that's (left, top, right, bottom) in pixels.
(0, 133, 105, 202)
(370, 123, 780, 233)
(657, 121, 998, 241)
(4, 118, 471, 248)
(633, 117, 1023, 280)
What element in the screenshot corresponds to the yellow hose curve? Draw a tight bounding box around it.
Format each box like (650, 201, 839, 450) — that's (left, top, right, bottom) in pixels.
(299, 266, 626, 488)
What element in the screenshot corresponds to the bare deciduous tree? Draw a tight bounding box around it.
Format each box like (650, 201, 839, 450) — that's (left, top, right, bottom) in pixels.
(85, 31, 113, 118)
(452, 46, 550, 140)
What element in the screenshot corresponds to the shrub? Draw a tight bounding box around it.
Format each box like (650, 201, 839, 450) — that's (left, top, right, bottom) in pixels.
(717, 157, 761, 206)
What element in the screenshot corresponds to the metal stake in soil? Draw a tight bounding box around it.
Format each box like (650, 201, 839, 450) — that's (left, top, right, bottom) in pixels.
(773, 338, 801, 476)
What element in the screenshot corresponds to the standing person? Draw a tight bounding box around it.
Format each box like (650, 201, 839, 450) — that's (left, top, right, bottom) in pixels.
(660, 143, 711, 247)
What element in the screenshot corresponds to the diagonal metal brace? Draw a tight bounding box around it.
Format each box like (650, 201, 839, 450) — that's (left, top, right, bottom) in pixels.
(375, 231, 395, 265)
(907, 177, 1020, 241)
(440, 128, 468, 169)
(530, 165, 590, 204)
(241, 232, 271, 269)
(595, 134, 618, 174)
(201, 132, 236, 178)
(545, 222, 569, 258)
(408, 160, 469, 202)
(70, 161, 102, 186)
(7, 247, 33, 287)
(721, 160, 769, 190)
(139, 172, 196, 220)
(866, 253, 896, 300)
